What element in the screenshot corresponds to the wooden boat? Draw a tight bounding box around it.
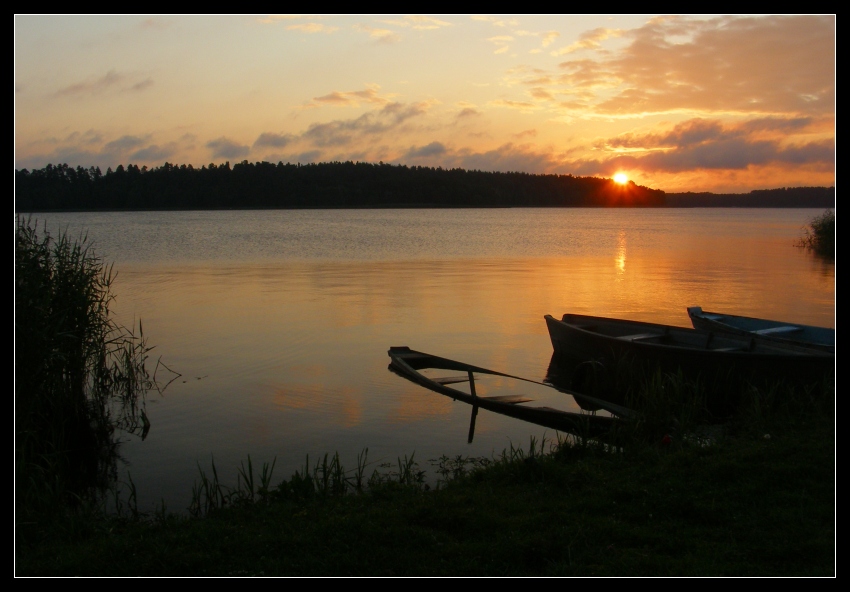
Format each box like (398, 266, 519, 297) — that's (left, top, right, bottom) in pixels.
(388, 346, 632, 441)
(544, 313, 834, 398)
(687, 306, 834, 353)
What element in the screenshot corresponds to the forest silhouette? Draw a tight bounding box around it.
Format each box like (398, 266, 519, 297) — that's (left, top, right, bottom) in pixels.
(15, 160, 834, 211)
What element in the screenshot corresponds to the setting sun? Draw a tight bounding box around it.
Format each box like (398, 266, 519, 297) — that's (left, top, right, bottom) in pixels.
(614, 173, 628, 184)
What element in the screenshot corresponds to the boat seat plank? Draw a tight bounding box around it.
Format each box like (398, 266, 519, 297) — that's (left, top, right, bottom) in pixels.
(620, 332, 662, 341)
(478, 395, 533, 404)
(753, 326, 803, 335)
(431, 375, 470, 385)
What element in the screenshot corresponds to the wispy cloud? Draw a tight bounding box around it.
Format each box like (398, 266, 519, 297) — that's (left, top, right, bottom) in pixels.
(286, 23, 339, 34)
(379, 16, 452, 30)
(302, 102, 430, 146)
(130, 78, 154, 92)
(104, 135, 147, 153)
(55, 70, 154, 97)
(487, 99, 539, 112)
(206, 137, 250, 159)
(131, 143, 177, 162)
(56, 70, 124, 96)
(354, 24, 400, 44)
(551, 27, 624, 56)
(405, 141, 447, 158)
(456, 107, 482, 120)
(253, 133, 296, 149)
(471, 15, 519, 28)
(308, 87, 396, 108)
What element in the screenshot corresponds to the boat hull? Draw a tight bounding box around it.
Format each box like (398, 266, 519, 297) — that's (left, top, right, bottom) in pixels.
(388, 346, 624, 437)
(544, 314, 834, 413)
(687, 306, 834, 353)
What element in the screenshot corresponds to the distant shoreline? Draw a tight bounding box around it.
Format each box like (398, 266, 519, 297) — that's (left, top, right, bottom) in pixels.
(14, 162, 834, 211)
(15, 202, 834, 214)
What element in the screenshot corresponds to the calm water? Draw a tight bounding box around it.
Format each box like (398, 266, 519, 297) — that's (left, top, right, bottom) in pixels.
(21, 208, 835, 513)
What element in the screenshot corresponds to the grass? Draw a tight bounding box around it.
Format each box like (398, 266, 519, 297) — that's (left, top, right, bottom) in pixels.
(15, 216, 155, 519)
(15, 373, 834, 576)
(797, 209, 835, 259)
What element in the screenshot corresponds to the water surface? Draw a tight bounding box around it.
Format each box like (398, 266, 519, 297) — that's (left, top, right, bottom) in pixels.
(23, 208, 835, 513)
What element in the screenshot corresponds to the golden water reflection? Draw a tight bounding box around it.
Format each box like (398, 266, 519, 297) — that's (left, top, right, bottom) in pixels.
(96, 214, 833, 513)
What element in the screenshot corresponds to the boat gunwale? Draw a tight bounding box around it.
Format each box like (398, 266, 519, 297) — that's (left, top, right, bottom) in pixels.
(387, 346, 633, 435)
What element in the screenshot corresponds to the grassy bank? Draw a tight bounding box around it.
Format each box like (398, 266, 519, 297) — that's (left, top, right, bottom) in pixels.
(16, 399, 834, 576)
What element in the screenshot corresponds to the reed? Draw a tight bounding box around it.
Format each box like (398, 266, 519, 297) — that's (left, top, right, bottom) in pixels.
(797, 209, 835, 259)
(15, 217, 154, 516)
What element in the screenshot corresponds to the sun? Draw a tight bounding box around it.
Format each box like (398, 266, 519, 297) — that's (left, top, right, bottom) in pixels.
(613, 173, 628, 184)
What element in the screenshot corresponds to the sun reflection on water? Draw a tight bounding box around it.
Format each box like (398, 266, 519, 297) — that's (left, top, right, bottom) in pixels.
(616, 230, 627, 275)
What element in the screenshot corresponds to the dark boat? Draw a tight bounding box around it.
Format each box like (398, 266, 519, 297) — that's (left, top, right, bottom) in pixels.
(544, 313, 834, 407)
(387, 346, 632, 441)
(687, 306, 834, 353)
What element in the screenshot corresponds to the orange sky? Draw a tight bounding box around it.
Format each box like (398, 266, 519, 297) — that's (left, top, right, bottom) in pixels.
(14, 14, 835, 193)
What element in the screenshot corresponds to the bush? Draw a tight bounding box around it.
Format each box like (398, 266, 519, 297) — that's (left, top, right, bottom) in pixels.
(798, 209, 835, 259)
(15, 217, 153, 513)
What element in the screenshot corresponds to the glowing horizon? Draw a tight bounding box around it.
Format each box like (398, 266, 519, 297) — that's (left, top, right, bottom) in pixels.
(14, 14, 835, 194)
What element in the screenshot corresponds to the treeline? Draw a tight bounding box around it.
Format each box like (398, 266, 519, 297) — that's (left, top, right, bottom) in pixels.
(14, 161, 833, 211)
(665, 187, 835, 208)
(15, 161, 665, 211)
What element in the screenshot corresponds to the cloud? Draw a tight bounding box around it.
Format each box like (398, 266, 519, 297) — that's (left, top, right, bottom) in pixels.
(206, 137, 250, 159)
(354, 24, 400, 44)
(286, 23, 339, 34)
(567, 117, 834, 176)
(551, 27, 624, 55)
(405, 141, 447, 158)
(514, 129, 538, 139)
(130, 78, 154, 92)
(487, 99, 539, 112)
(104, 135, 146, 153)
(456, 107, 481, 119)
(131, 143, 177, 161)
(56, 70, 124, 96)
(301, 102, 430, 147)
(605, 117, 821, 151)
(499, 16, 834, 120)
(253, 132, 296, 148)
(295, 150, 322, 163)
(455, 143, 558, 173)
(541, 31, 560, 47)
(586, 15, 834, 116)
(310, 87, 394, 108)
(470, 16, 518, 28)
(55, 70, 155, 97)
(379, 16, 452, 30)
(16, 131, 190, 171)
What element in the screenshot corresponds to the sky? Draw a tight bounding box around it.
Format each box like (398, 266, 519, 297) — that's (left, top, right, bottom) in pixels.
(14, 14, 835, 193)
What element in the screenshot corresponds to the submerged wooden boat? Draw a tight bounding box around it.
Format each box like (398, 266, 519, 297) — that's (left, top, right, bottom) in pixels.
(388, 346, 631, 440)
(687, 306, 834, 353)
(544, 313, 834, 394)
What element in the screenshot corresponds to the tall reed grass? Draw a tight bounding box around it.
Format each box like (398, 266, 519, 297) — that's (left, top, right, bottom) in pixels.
(16, 217, 154, 515)
(797, 209, 835, 259)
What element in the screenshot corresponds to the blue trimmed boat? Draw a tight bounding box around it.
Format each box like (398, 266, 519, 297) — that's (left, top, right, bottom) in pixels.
(687, 306, 834, 353)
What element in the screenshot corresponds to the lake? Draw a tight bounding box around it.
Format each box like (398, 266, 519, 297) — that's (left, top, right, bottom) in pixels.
(19, 208, 835, 513)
